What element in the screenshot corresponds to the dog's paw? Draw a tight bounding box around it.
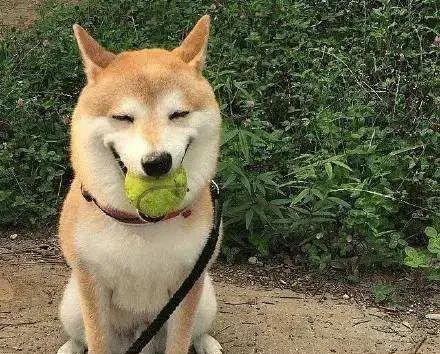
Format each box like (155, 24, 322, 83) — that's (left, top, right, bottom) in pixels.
(193, 334, 222, 354)
(57, 340, 85, 354)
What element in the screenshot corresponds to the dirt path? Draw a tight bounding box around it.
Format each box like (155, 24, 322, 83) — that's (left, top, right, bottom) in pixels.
(1, 237, 440, 354)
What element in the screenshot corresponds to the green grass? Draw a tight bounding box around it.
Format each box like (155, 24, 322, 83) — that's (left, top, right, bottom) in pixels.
(0, 0, 439, 275)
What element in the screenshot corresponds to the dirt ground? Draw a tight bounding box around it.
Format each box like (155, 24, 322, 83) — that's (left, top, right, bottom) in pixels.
(1, 235, 440, 354)
(0, 0, 81, 35)
(0, 0, 43, 33)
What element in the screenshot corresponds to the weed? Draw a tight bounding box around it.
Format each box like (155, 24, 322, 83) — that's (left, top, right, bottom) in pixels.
(0, 0, 439, 274)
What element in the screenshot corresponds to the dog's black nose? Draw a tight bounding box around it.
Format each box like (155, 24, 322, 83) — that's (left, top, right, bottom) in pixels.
(141, 152, 172, 177)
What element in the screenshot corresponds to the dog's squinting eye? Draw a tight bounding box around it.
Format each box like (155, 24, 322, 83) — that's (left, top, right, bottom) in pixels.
(169, 111, 190, 121)
(111, 114, 134, 123)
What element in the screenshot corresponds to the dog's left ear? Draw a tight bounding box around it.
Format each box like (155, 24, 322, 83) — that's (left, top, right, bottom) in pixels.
(173, 15, 210, 72)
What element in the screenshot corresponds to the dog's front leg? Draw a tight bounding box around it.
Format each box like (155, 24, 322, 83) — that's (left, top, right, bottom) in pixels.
(76, 267, 110, 354)
(165, 277, 204, 354)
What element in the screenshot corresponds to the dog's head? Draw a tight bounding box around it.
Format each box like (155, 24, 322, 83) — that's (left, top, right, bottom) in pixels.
(70, 16, 221, 212)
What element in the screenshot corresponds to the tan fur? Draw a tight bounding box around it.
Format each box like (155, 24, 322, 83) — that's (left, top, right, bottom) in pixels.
(73, 49, 217, 117)
(59, 180, 106, 266)
(173, 15, 210, 71)
(141, 116, 163, 148)
(58, 15, 222, 354)
(165, 278, 204, 354)
(76, 268, 108, 354)
(58, 180, 81, 265)
(73, 24, 116, 83)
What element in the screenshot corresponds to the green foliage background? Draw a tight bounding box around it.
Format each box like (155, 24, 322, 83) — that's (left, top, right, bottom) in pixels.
(1, 0, 439, 274)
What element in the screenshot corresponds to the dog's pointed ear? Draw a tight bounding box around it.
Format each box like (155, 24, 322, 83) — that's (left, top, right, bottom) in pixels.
(73, 24, 116, 83)
(172, 15, 210, 72)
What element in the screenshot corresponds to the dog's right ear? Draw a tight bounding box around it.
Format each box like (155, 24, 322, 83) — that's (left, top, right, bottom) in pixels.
(73, 25, 116, 83)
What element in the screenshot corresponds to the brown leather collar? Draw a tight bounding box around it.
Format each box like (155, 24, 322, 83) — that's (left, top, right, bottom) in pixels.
(81, 184, 191, 224)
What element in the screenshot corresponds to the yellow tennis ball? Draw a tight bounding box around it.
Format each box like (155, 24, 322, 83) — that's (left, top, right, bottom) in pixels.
(124, 166, 187, 218)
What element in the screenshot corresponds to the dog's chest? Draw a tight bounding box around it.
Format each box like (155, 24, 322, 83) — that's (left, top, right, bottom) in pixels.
(75, 218, 209, 314)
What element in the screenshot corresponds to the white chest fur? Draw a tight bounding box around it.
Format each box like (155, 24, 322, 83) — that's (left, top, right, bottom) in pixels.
(75, 215, 210, 315)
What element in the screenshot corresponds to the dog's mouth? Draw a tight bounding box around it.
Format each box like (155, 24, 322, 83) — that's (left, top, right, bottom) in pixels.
(110, 145, 127, 175)
(109, 137, 193, 176)
(108, 142, 192, 219)
(181, 138, 193, 164)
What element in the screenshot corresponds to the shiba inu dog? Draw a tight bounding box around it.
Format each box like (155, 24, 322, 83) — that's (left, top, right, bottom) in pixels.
(57, 15, 223, 354)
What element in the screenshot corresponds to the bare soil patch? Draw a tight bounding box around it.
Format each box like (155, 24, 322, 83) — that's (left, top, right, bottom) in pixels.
(1, 234, 440, 353)
(0, 0, 44, 33)
(0, 0, 80, 35)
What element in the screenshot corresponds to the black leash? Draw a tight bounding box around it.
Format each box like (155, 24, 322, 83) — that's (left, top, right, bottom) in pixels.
(125, 181, 222, 354)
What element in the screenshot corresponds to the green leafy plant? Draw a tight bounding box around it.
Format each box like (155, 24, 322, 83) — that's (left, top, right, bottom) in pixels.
(372, 283, 397, 304)
(404, 226, 440, 281)
(0, 0, 439, 275)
